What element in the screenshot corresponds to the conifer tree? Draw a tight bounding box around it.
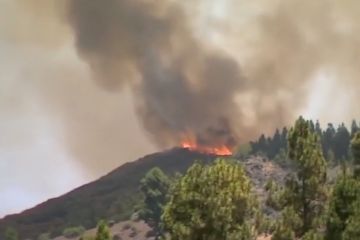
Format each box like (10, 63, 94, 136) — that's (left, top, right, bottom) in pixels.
(342, 199, 360, 239)
(351, 120, 359, 138)
(258, 134, 267, 155)
(351, 132, 360, 177)
(333, 124, 351, 161)
(162, 159, 258, 240)
(325, 132, 360, 240)
(322, 123, 336, 159)
(325, 174, 359, 240)
(315, 120, 322, 137)
(309, 120, 315, 133)
(273, 117, 327, 238)
(272, 207, 300, 240)
(270, 129, 282, 159)
(280, 127, 288, 150)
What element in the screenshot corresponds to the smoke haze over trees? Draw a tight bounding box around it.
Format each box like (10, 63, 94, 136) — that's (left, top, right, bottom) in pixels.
(250, 119, 359, 163)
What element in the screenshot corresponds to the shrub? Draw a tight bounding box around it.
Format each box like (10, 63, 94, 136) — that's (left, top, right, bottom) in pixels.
(63, 226, 85, 238)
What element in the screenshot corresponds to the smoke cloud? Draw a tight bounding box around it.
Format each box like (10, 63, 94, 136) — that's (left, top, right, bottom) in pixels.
(1, 0, 156, 177)
(6, 0, 360, 174)
(63, 0, 360, 150)
(66, 0, 246, 149)
(3, 0, 360, 215)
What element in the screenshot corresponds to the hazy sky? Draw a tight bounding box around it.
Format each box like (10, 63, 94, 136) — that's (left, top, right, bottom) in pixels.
(1, 0, 360, 217)
(0, 0, 157, 217)
(0, 40, 157, 216)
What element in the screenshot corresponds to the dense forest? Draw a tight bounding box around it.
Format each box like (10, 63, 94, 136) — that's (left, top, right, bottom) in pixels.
(250, 119, 360, 163)
(135, 117, 360, 240)
(74, 117, 360, 239)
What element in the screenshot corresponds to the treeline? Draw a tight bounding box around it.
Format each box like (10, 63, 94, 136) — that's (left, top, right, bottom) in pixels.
(250, 119, 360, 162)
(135, 117, 360, 239)
(7, 117, 360, 240)
(63, 117, 360, 239)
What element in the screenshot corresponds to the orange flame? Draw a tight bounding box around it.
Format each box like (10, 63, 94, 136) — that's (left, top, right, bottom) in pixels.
(181, 141, 232, 156)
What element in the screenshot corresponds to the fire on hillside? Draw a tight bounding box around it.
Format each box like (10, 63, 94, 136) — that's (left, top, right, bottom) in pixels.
(181, 141, 232, 156)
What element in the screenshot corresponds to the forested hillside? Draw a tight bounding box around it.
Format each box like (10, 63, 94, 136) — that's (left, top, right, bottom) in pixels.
(250, 120, 360, 162)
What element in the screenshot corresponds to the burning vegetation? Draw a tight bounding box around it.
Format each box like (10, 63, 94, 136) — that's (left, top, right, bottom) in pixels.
(181, 141, 232, 156)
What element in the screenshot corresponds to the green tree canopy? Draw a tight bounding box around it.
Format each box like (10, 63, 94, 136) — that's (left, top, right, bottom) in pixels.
(326, 132, 360, 240)
(138, 167, 171, 238)
(95, 220, 110, 240)
(274, 117, 327, 238)
(4, 227, 18, 240)
(325, 174, 360, 240)
(351, 120, 359, 137)
(351, 132, 360, 177)
(162, 158, 258, 240)
(342, 198, 360, 240)
(63, 226, 85, 239)
(333, 123, 351, 161)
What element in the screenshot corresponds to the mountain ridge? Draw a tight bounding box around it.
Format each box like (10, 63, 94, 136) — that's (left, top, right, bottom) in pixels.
(0, 148, 216, 239)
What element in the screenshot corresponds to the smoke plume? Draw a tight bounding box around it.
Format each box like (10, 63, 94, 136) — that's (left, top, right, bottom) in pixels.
(66, 0, 246, 149)
(64, 0, 360, 150)
(6, 0, 360, 174)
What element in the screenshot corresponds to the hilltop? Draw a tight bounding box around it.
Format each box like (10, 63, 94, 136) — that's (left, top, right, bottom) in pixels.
(52, 156, 286, 240)
(0, 146, 288, 239)
(0, 148, 216, 239)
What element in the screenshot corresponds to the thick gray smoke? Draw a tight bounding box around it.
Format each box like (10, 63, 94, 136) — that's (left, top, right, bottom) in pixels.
(7, 0, 360, 175)
(67, 0, 244, 148)
(66, 0, 360, 150)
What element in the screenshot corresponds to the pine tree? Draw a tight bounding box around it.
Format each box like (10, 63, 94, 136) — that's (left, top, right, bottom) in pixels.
(272, 207, 300, 240)
(315, 120, 322, 138)
(270, 129, 282, 159)
(322, 123, 336, 160)
(342, 199, 360, 239)
(351, 132, 360, 178)
(325, 132, 360, 240)
(162, 159, 258, 240)
(258, 134, 267, 155)
(325, 174, 360, 240)
(274, 117, 327, 238)
(266, 136, 273, 158)
(333, 124, 351, 161)
(280, 127, 288, 150)
(309, 120, 315, 133)
(351, 120, 359, 138)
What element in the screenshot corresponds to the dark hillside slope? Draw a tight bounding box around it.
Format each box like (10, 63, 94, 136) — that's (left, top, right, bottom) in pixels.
(0, 148, 215, 239)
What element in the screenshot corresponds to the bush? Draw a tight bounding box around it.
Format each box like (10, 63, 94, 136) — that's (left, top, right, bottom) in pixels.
(63, 226, 86, 238)
(5, 227, 18, 240)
